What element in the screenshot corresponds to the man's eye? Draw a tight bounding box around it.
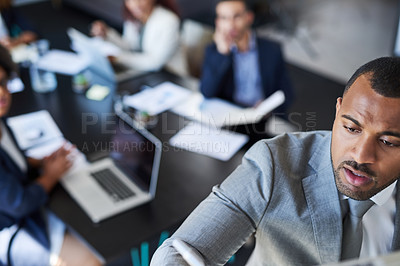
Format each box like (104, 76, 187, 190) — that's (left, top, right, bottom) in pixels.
(380, 139, 399, 147)
(343, 126, 359, 133)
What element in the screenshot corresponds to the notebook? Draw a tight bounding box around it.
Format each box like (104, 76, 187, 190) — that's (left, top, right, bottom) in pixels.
(61, 111, 162, 223)
(67, 27, 145, 83)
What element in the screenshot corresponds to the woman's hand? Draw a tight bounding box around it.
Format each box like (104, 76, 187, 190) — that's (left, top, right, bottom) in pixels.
(35, 143, 75, 193)
(90, 20, 108, 38)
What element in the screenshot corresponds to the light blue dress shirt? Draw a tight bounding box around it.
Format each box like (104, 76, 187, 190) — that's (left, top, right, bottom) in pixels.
(232, 33, 264, 107)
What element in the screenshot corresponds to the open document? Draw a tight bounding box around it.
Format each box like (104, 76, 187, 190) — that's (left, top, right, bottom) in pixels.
(171, 90, 285, 128)
(6, 110, 66, 159)
(169, 121, 249, 161)
(122, 82, 192, 115)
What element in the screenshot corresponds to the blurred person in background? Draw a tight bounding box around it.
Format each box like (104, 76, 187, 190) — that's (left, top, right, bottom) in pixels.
(0, 0, 38, 50)
(200, 0, 293, 116)
(0, 44, 101, 266)
(199, 0, 295, 139)
(90, 0, 187, 75)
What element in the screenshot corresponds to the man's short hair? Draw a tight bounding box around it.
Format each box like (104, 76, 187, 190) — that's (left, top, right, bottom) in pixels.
(344, 56, 400, 98)
(215, 0, 254, 13)
(0, 44, 17, 78)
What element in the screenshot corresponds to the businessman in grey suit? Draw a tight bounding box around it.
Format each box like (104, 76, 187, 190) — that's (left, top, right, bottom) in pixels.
(151, 56, 400, 265)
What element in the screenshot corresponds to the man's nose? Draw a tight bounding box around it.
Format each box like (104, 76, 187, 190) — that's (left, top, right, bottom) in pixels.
(351, 135, 377, 165)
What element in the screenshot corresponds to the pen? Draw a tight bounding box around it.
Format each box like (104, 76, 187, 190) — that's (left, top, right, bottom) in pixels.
(172, 239, 205, 266)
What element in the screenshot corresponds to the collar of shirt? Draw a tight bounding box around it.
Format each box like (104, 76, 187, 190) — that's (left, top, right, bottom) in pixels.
(340, 180, 397, 206)
(231, 31, 256, 54)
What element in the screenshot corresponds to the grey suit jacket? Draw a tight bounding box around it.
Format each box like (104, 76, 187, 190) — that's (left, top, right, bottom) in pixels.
(151, 131, 400, 265)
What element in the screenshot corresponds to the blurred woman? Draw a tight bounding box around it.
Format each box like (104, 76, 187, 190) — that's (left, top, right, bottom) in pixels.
(90, 0, 186, 75)
(0, 0, 38, 49)
(0, 44, 101, 266)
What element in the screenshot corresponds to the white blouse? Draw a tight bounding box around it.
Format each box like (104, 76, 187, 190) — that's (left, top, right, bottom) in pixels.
(105, 6, 186, 75)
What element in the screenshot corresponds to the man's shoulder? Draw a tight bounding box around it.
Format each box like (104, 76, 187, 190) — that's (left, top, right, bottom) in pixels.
(261, 130, 331, 148)
(205, 42, 218, 52)
(256, 36, 282, 49)
(247, 131, 331, 164)
(254, 36, 285, 61)
(248, 131, 332, 177)
(241, 131, 331, 182)
(204, 42, 231, 61)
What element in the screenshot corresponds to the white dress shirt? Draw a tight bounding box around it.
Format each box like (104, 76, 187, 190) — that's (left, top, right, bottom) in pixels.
(361, 181, 397, 258)
(341, 180, 397, 258)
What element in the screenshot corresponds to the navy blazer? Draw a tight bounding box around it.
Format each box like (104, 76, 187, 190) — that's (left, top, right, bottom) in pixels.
(0, 119, 49, 249)
(200, 37, 294, 115)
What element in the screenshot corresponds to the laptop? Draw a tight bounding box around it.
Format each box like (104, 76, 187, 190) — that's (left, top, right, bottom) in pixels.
(61, 106, 162, 223)
(67, 27, 145, 83)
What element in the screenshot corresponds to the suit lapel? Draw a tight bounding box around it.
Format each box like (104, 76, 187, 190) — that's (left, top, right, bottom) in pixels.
(302, 134, 343, 263)
(303, 169, 342, 263)
(0, 146, 25, 178)
(0, 119, 27, 181)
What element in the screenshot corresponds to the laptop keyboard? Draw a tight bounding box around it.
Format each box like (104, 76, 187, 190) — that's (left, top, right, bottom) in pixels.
(91, 169, 136, 202)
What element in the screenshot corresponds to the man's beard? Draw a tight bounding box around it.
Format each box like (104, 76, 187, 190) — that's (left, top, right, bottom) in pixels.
(333, 160, 381, 200)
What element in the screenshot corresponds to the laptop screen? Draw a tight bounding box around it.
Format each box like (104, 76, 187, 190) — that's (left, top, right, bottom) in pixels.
(108, 117, 159, 193)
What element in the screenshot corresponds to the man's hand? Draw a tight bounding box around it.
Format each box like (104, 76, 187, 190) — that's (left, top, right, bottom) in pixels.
(213, 27, 232, 55)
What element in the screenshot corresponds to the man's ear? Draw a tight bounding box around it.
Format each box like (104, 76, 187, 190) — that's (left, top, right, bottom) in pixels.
(335, 97, 343, 118)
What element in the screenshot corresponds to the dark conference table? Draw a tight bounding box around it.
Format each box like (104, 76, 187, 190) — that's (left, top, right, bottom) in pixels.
(8, 67, 246, 262)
